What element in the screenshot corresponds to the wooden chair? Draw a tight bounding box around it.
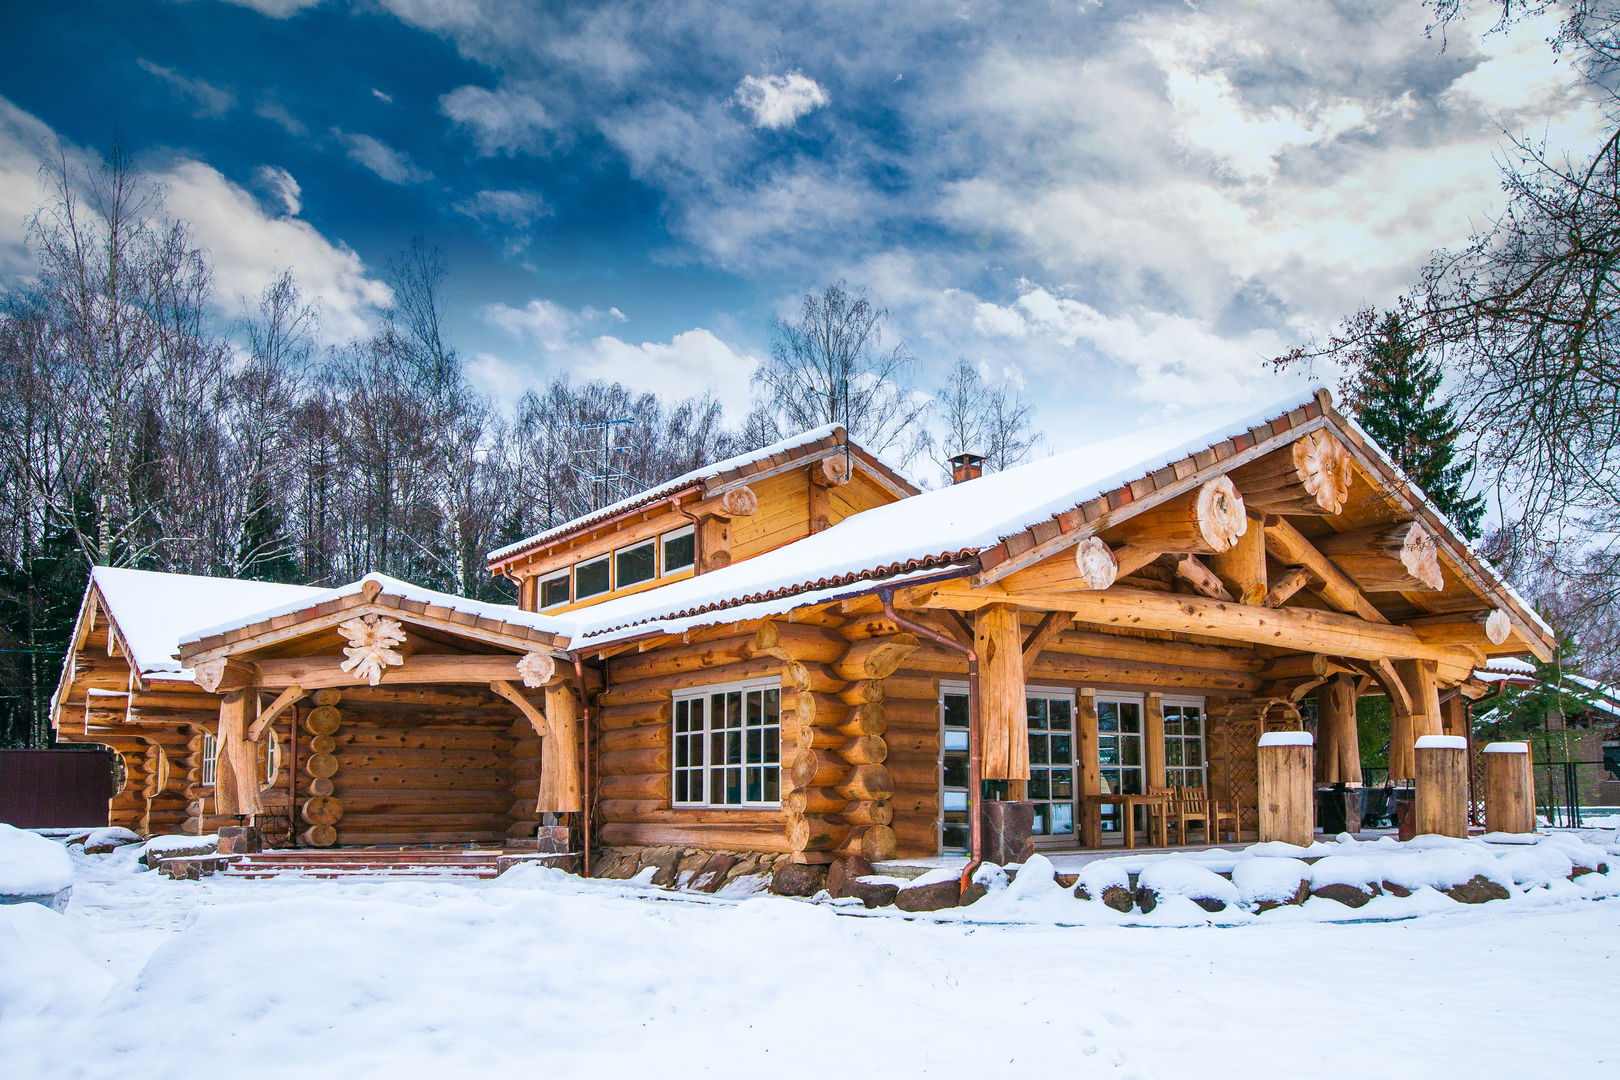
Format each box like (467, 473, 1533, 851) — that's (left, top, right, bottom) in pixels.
(1211, 796, 1239, 844)
(1146, 786, 1174, 848)
(1172, 786, 1213, 846)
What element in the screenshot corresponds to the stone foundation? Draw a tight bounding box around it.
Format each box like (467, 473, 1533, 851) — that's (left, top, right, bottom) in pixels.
(591, 845, 792, 892)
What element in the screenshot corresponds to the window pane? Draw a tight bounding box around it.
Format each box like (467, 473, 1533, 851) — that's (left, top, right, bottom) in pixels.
(1030, 771, 1051, 799)
(762, 767, 780, 803)
(616, 542, 656, 588)
(662, 529, 695, 573)
(943, 693, 970, 728)
(576, 558, 610, 598)
(1030, 735, 1049, 765)
(1028, 698, 1048, 729)
(1051, 770, 1073, 799)
(1122, 738, 1141, 767)
(944, 730, 969, 752)
(1052, 735, 1071, 763)
(1052, 802, 1074, 834)
(1120, 704, 1141, 733)
(1050, 701, 1072, 730)
(943, 757, 968, 789)
(1166, 740, 1183, 767)
(540, 575, 571, 608)
(1098, 703, 1119, 732)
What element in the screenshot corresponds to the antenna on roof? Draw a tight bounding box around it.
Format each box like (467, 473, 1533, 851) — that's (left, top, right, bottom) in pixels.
(572, 418, 637, 511)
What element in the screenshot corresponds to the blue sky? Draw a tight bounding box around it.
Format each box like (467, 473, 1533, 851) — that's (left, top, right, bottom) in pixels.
(0, 0, 1602, 455)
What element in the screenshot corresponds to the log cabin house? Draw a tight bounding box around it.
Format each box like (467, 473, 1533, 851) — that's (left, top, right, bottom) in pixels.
(52, 389, 1554, 869)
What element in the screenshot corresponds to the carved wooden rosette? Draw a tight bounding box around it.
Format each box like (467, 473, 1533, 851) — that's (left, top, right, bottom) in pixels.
(337, 614, 407, 685)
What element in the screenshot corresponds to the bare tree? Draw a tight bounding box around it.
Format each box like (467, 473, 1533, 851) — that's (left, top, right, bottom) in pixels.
(753, 280, 931, 464)
(930, 356, 1041, 481)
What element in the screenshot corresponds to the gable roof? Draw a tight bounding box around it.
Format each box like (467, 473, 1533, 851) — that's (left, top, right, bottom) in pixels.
(556, 388, 1552, 655)
(484, 423, 918, 570)
(88, 567, 326, 681)
(176, 572, 568, 662)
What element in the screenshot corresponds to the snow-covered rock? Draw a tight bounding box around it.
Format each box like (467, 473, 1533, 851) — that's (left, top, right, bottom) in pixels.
(0, 824, 73, 911)
(1232, 857, 1311, 911)
(1136, 859, 1238, 913)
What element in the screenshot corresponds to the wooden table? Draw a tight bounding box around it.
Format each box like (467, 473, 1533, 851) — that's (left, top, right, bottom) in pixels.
(1081, 792, 1171, 849)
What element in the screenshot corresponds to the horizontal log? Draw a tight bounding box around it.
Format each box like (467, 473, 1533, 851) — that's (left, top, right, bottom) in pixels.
(596, 658, 808, 708)
(833, 764, 894, 802)
(334, 829, 510, 845)
(785, 748, 849, 790)
(1031, 651, 1260, 693)
(597, 723, 671, 755)
(835, 824, 897, 861)
(781, 787, 849, 817)
(596, 822, 793, 853)
(754, 622, 851, 665)
(254, 654, 540, 690)
(787, 814, 847, 852)
(593, 700, 672, 732)
(332, 748, 506, 770)
(597, 746, 671, 777)
(839, 800, 893, 827)
(835, 735, 887, 766)
(326, 793, 513, 815)
(837, 679, 885, 706)
(607, 631, 766, 684)
(329, 769, 513, 789)
(331, 729, 510, 750)
(595, 804, 784, 825)
(595, 773, 672, 801)
(880, 670, 939, 702)
(833, 635, 921, 681)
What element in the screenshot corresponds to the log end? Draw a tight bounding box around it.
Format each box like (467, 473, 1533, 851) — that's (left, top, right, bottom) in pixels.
(1485, 608, 1512, 646)
(1074, 536, 1119, 590)
(1196, 476, 1249, 552)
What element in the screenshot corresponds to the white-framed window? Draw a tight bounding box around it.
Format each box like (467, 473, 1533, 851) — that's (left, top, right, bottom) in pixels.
(575, 555, 611, 599)
(1096, 693, 1144, 834)
(538, 569, 571, 609)
(672, 677, 781, 807)
(661, 525, 696, 574)
(1163, 696, 1207, 789)
(1026, 687, 1077, 837)
(200, 731, 218, 787)
(615, 538, 657, 589)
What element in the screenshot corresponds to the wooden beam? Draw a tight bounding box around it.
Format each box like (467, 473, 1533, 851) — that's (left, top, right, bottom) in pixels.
(247, 685, 303, 741)
(252, 653, 534, 690)
(542, 682, 584, 813)
(916, 582, 1472, 665)
(490, 679, 551, 739)
(1318, 522, 1444, 593)
(1261, 516, 1388, 623)
(214, 690, 262, 817)
(1109, 476, 1250, 554)
(1209, 513, 1267, 603)
(996, 543, 1163, 593)
(1021, 611, 1068, 672)
(194, 657, 255, 694)
(1262, 566, 1313, 608)
(1171, 555, 1235, 602)
(1408, 609, 1516, 648)
(1229, 430, 1352, 516)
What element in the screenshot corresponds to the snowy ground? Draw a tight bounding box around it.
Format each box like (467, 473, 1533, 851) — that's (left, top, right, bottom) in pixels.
(4, 835, 1620, 1080)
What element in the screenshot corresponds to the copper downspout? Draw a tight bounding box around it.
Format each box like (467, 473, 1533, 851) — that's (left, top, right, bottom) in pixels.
(573, 656, 595, 877)
(879, 586, 982, 891)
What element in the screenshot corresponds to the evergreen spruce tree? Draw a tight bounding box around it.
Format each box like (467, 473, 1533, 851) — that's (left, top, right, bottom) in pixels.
(1345, 312, 1486, 539)
(236, 474, 301, 584)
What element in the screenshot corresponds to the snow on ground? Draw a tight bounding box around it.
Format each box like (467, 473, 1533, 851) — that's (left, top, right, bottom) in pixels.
(2, 834, 1619, 1079)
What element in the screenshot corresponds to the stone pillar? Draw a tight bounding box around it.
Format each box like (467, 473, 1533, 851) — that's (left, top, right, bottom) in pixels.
(1258, 732, 1314, 847)
(1414, 734, 1468, 838)
(1483, 741, 1535, 834)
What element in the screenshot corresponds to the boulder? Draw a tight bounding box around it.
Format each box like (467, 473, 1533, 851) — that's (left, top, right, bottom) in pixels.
(769, 862, 827, 897)
(1445, 874, 1511, 905)
(825, 856, 874, 899)
(958, 881, 989, 906)
(1310, 881, 1380, 908)
(1381, 880, 1413, 899)
(894, 877, 962, 912)
(1099, 886, 1135, 912)
(1135, 861, 1239, 914)
(81, 827, 142, 855)
(843, 878, 901, 909)
(1252, 881, 1311, 914)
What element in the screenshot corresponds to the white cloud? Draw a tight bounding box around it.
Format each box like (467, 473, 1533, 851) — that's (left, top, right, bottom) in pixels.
(333, 131, 431, 184)
(479, 297, 758, 417)
(733, 72, 829, 129)
(136, 58, 234, 118)
(254, 100, 306, 136)
(371, 88, 394, 105)
(157, 160, 391, 341)
(452, 188, 550, 228)
(253, 165, 301, 216)
(0, 97, 65, 281)
(439, 84, 554, 155)
(219, 0, 324, 16)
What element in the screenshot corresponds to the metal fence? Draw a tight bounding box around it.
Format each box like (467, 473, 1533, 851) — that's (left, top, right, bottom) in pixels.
(1534, 760, 1612, 829)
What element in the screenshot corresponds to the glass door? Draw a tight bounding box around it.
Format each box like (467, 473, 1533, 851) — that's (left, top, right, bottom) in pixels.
(940, 689, 971, 853)
(1027, 690, 1076, 839)
(1096, 695, 1144, 836)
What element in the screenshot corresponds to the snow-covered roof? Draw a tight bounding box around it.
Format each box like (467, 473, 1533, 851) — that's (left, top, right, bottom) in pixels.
(177, 572, 569, 652)
(91, 566, 326, 679)
(486, 423, 850, 564)
(559, 391, 1318, 645)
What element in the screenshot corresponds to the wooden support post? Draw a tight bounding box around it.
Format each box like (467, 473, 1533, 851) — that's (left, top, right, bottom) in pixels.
(973, 602, 1027, 782)
(1483, 742, 1534, 834)
(214, 690, 263, 818)
(542, 682, 584, 813)
(1210, 513, 1267, 604)
(1392, 659, 1442, 781)
(1077, 689, 1101, 848)
(1413, 734, 1468, 838)
(1314, 673, 1361, 786)
(1144, 692, 1166, 792)
(1441, 694, 1469, 738)
(1257, 732, 1314, 846)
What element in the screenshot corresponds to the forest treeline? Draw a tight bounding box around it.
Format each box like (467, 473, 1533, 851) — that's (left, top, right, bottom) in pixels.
(0, 152, 1038, 746)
